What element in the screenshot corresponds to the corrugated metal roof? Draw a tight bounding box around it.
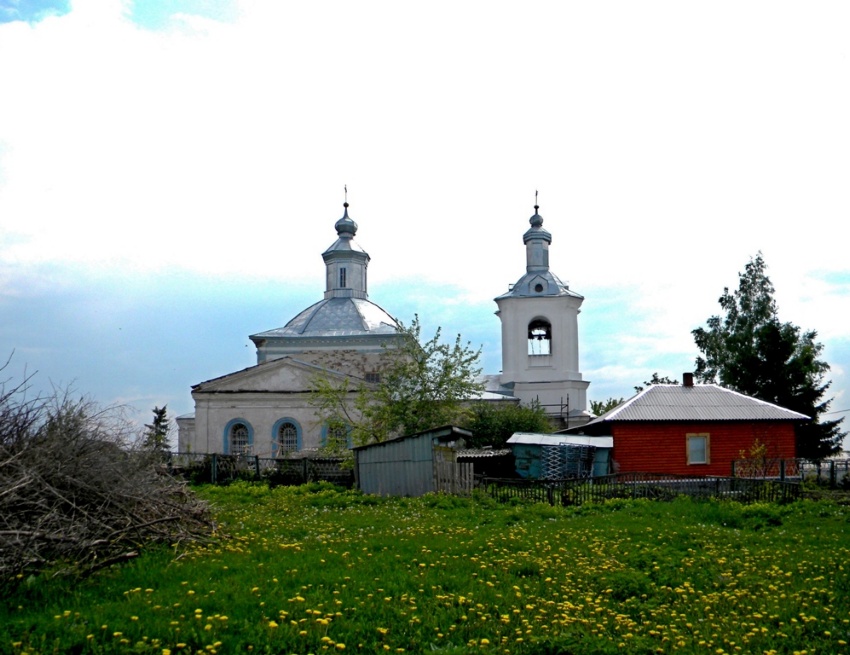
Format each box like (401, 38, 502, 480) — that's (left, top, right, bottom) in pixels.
(351, 425, 472, 451)
(588, 384, 810, 424)
(457, 448, 512, 459)
(507, 433, 614, 448)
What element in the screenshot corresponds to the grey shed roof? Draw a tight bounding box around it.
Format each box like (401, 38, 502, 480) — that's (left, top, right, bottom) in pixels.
(584, 384, 810, 425)
(508, 433, 614, 448)
(251, 297, 399, 339)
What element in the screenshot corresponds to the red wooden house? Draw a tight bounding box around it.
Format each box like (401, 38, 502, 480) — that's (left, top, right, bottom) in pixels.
(565, 374, 808, 476)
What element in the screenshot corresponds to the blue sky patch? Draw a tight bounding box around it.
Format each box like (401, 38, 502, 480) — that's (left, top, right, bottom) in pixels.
(0, 0, 69, 24)
(127, 0, 238, 30)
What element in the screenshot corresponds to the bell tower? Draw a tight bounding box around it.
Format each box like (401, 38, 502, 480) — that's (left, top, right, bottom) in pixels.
(494, 201, 590, 428)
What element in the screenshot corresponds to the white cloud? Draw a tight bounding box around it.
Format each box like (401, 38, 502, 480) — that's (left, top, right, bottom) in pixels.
(1, 0, 848, 441)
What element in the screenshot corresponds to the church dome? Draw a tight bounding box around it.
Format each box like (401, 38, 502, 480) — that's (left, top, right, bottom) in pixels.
(255, 297, 399, 339)
(249, 197, 401, 362)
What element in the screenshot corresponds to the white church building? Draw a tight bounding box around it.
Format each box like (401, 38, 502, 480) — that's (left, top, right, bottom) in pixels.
(177, 200, 590, 456)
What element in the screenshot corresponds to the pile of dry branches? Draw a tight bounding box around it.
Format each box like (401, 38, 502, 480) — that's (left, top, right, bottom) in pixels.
(0, 375, 214, 585)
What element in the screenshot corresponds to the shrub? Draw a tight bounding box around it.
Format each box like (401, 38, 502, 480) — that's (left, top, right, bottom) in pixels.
(0, 374, 213, 586)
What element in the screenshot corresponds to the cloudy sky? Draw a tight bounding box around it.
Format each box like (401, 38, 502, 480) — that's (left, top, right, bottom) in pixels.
(1, 0, 848, 446)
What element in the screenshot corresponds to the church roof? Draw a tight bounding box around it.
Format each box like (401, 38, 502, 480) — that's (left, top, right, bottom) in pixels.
(495, 270, 583, 300)
(494, 202, 583, 301)
(251, 297, 399, 339)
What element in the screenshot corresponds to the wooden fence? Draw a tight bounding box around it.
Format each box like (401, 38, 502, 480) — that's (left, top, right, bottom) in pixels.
(167, 453, 354, 487)
(434, 459, 473, 495)
(481, 472, 801, 506)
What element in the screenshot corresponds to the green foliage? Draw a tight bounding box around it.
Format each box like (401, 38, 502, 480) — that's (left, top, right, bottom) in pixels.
(633, 373, 679, 393)
(589, 397, 624, 416)
(693, 253, 845, 459)
(141, 405, 171, 455)
(311, 315, 484, 446)
(3, 488, 850, 655)
(462, 400, 551, 448)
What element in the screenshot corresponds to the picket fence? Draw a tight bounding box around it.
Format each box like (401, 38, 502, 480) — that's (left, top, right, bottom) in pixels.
(481, 472, 801, 506)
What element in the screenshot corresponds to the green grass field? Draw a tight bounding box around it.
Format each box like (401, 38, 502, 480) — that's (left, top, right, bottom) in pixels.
(3, 482, 850, 655)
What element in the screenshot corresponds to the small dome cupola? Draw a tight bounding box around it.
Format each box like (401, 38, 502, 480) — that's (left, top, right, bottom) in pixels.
(523, 201, 552, 273)
(334, 202, 358, 238)
(495, 193, 581, 300)
(322, 193, 370, 301)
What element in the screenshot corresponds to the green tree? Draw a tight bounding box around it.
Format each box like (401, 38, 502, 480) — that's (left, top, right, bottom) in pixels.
(142, 405, 171, 456)
(462, 400, 551, 448)
(633, 373, 679, 393)
(692, 253, 844, 460)
(311, 316, 484, 447)
(589, 397, 624, 416)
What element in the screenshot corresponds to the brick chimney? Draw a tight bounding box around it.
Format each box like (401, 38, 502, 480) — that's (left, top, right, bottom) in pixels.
(683, 372, 694, 387)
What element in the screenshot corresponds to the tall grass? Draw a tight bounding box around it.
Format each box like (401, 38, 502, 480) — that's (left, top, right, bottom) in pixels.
(2, 482, 849, 654)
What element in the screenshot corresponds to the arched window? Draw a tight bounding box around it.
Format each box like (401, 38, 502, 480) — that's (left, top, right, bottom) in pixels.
(323, 422, 351, 451)
(224, 419, 253, 455)
(273, 418, 302, 456)
(528, 319, 552, 356)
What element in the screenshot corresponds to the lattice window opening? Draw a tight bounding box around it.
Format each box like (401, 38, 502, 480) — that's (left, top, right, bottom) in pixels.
(230, 423, 251, 455)
(325, 423, 350, 451)
(277, 422, 299, 454)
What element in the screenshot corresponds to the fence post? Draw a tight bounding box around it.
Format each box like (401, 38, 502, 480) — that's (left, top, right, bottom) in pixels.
(303, 458, 309, 482)
(211, 454, 218, 485)
(830, 461, 837, 488)
(731, 460, 736, 478)
(254, 456, 261, 480)
(780, 459, 786, 482)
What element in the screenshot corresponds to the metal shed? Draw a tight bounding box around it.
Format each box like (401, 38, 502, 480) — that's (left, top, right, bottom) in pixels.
(507, 433, 613, 479)
(353, 426, 472, 496)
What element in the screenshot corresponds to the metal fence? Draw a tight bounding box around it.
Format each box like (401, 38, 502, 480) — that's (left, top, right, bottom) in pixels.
(731, 458, 850, 488)
(481, 472, 801, 506)
(167, 452, 354, 487)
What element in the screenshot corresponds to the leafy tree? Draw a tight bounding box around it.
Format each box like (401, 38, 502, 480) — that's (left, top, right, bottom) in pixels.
(142, 405, 171, 456)
(589, 397, 625, 416)
(692, 253, 844, 460)
(634, 373, 679, 393)
(311, 316, 484, 447)
(462, 400, 551, 448)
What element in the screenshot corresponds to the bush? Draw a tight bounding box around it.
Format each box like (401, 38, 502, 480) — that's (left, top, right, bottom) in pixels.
(0, 374, 213, 586)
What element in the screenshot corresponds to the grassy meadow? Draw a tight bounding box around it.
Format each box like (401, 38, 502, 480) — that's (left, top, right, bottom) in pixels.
(2, 482, 850, 655)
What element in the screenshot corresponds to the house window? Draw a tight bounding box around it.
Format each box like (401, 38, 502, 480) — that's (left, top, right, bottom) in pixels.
(528, 319, 552, 356)
(277, 421, 299, 452)
(687, 433, 710, 465)
(229, 422, 250, 455)
(365, 372, 381, 384)
(339, 267, 347, 288)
